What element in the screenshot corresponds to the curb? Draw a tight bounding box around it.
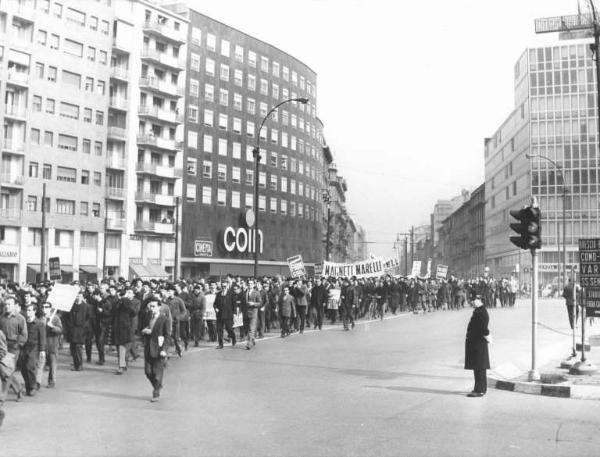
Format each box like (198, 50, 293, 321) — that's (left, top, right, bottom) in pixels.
(488, 376, 600, 400)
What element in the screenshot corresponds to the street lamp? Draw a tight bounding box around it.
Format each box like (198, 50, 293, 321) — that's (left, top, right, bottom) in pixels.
(252, 97, 309, 278)
(525, 153, 568, 292)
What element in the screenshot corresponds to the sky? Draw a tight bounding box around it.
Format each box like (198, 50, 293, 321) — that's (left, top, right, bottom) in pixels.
(186, 0, 583, 257)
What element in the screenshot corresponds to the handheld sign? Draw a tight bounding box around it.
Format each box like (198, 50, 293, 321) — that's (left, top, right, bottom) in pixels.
(46, 284, 79, 313)
(49, 257, 62, 281)
(287, 255, 306, 279)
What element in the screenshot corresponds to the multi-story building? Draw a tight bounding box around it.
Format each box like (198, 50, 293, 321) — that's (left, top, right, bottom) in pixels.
(0, 0, 187, 283)
(484, 39, 599, 286)
(166, 5, 327, 278)
(431, 190, 470, 268)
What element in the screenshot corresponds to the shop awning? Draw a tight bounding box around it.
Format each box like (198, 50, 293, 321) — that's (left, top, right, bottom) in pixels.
(80, 265, 102, 275)
(145, 264, 169, 278)
(208, 263, 289, 278)
(129, 264, 151, 279)
(61, 265, 74, 273)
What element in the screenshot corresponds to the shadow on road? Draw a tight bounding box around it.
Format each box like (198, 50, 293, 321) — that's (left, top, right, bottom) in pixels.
(365, 384, 466, 396)
(68, 389, 144, 402)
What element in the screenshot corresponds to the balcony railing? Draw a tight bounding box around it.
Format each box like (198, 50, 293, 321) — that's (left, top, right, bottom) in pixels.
(134, 220, 175, 235)
(106, 187, 125, 199)
(0, 174, 25, 186)
(4, 104, 27, 119)
(2, 139, 26, 154)
(107, 218, 126, 230)
(134, 192, 176, 206)
(140, 48, 185, 70)
(136, 134, 179, 151)
(109, 66, 130, 80)
(143, 20, 186, 43)
(109, 97, 129, 111)
(106, 155, 126, 169)
(108, 126, 127, 141)
(138, 77, 184, 97)
(0, 208, 22, 220)
(138, 105, 183, 123)
(6, 71, 29, 86)
(136, 162, 183, 178)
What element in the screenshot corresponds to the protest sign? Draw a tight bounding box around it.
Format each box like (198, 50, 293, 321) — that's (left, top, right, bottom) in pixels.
(49, 257, 61, 281)
(410, 261, 422, 278)
(287, 255, 306, 278)
(203, 294, 216, 320)
(46, 283, 79, 312)
(233, 312, 244, 328)
(327, 288, 341, 309)
(426, 259, 432, 278)
(436, 264, 449, 280)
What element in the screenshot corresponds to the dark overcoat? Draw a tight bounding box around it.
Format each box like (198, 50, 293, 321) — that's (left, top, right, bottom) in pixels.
(67, 302, 91, 344)
(464, 305, 490, 370)
(112, 297, 137, 346)
(214, 290, 235, 320)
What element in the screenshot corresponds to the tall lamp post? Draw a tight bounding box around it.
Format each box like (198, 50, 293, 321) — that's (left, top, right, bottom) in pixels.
(525, 153, 568, 292)
(252, 97, 309, 278)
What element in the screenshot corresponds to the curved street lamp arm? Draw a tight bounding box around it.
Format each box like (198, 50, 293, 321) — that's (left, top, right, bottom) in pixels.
(525, 152, 569, 187)
(254, 98, 308, 154)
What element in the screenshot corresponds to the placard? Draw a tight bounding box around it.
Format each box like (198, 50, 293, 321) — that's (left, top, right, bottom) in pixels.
(233, 312, 244, 328)
(327, 288, 341, 309)
(287, 254, 306, 279)
(203, 294, 216, 320)
(49, 257, 61, 281)
(436, 264, 448, 280)
(46, 284, 79, 312)
(410, 261, 422, 278)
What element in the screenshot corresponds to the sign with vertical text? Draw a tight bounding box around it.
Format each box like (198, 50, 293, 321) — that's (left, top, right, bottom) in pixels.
(578, 238, 600, 317)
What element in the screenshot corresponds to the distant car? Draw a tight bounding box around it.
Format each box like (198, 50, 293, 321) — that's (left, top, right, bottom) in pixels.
(541, 284, 553, 298)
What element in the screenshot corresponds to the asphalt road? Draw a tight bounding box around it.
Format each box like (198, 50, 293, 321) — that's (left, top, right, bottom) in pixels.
(1, 299, 599, 457)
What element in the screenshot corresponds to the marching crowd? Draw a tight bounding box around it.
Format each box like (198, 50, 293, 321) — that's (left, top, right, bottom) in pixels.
(0, 272, 519, 425)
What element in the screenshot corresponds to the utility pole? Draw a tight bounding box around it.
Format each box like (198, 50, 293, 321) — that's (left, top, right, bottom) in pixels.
(174, 196, 180, 281)
(410, 226, 415, 264)
(40, 182, 47, 282)
(404, 236, 408, 276)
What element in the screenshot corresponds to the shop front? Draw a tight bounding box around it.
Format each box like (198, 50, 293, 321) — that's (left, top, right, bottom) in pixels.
(0, 245, 19, 283)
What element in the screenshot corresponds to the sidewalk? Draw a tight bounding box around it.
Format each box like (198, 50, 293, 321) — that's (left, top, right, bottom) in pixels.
(488, 299, 600, 400)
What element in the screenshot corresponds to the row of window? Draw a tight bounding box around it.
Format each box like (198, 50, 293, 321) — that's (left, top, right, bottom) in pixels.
(31, 62, 107, 96)
(186, 161, 321, 201)
(190, 28, 315, 95)
(35, 0, 111, 34)
(36, 29, 108, 64)
(30, 128, 104, 155)
(185, 184, 320, 220)
(190, 70, 316, 119)
(27, 162, 102, 185)
(31, 95, 104, 123)
(25, 195, 102, 217)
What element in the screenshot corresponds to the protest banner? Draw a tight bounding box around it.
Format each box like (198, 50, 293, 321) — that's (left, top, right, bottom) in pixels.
(327, 288, 341, 309)
(436, 264, 449, 280)
(323, 259, 385, 279)
(383, 257, 400, 272)
(49, 257, 61, 281)
(233, 312, 244, 328)
(46, 283, 79, 312)
(203, 294, 216, 320)
(287, 254, 306, 278)
(426, 259, 432, 278)
(410, 261, 422, 278)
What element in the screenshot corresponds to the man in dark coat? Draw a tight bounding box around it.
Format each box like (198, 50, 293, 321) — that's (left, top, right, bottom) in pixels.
(66, 292, 91, 371)
(562, 277, 581, 330)
(21, 304, 46, 396)
(309, 278, 327, 330)
(142, 298, 169, 402)
(113, 289, 137, 375)
(214, 281, 236, 349)
(464, 296, 490, 397)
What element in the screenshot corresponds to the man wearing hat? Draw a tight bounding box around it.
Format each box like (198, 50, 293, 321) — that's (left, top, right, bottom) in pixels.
(142, 298, 169, 402)
(165, 285, 187, 357)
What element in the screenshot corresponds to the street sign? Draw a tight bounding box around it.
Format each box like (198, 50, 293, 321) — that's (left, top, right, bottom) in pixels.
(578, 238, 600, 317)
(49, 257, 61, 281)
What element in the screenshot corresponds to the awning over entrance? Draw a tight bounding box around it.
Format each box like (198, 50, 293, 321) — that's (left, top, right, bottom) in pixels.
(145, 264, 169, 278)
(208, 263, 289, 278)
(80, 265, 102, 275)
(129, 264, 151, 279)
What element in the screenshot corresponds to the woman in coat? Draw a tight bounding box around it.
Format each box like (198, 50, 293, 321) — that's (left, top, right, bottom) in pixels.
(464, 295, 490, 397)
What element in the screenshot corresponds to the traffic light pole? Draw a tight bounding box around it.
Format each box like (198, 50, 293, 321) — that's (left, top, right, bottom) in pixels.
(528, 248, 540, 381)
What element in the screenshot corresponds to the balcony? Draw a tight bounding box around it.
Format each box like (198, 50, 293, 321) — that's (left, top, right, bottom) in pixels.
(109, 97, 129, 111)
(6, 71, 29, 87)
(136, 134, 180, 151)
(4, 104, 27, 120)
(108, 126, 127, 141)
(2, 140, 26, 155)
(106, 155, 126, 169)
(136, 162, 183, 179)
(138, 77, 184, 97)
(143, 21, 186, 44)
(109, 66, 130, 81)
(134, 220, 175, 235)
(112, 38, 130, 54)
(0, 173, 25, 187)
(138, 105, 183, 124)
(106, 187, 125, 200)
(140, 48, 185, 71)
(106, 217, 126, 231)
(0, 208, 22, 221)
(134, 191, 176, 206)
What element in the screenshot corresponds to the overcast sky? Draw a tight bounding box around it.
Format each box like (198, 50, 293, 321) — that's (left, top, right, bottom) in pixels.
(191, 0, 582, 257)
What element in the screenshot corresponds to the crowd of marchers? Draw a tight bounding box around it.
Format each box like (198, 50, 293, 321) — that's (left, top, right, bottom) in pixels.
(0, 273, 518, 423)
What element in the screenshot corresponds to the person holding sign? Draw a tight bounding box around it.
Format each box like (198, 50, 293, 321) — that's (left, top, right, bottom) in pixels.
(142, 299, 169, 403)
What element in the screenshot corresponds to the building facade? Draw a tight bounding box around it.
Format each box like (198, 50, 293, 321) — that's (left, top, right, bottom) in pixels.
(485, 39, 599, 286)
(169, 6, 327, 278)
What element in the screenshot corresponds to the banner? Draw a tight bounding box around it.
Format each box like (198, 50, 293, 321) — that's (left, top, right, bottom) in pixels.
(426, 259, 432, 278)
(436, 264, 448, 280)
(383, 257, 399, 271)
(46, 284, 79, 312)
(287, 254, 306, 279)
(327, 288, 341, 309)
(409, 261, 422, 277)
(203, 294, 216, 320)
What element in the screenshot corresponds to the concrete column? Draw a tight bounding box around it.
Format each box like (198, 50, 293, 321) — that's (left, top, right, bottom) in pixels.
(18, 226, 27, 284)
(120, 233, 128, 279)
(97, 232, 105, 269)
(72, 230, 80, 282)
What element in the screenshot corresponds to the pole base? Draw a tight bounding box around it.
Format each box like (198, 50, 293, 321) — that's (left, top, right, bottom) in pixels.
(560, 354, 578, 369)
(569, 361, 598, 375)
(527, 369, 540, 381)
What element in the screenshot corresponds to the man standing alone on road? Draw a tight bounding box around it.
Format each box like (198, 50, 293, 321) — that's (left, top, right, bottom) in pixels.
(464, 295, 490, 397)
(142, 299, 169, 403)
(562, 277, 580, 330)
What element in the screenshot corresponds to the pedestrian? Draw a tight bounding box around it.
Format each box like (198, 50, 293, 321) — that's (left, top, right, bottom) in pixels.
(214, 281, 236, 349)
(0, 295, 27, 402)
(562, 277, 580, 330)
(245, 280, 261, 349)
(464, 295, 490, 397)
(42, 303, 62, 388)
(112, 289, 137, 375)
(280, 286, 293, 337)
(0, 327, 7, 428)
(141, 299, 169, 403)
(20, 304, 46, 396)
(66, 292, 91, 372)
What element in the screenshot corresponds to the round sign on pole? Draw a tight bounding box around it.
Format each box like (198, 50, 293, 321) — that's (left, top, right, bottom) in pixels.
(245, 209, 255, 228)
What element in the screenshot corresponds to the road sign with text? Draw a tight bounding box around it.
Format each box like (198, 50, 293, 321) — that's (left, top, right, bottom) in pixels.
(578, 238, 600, 317)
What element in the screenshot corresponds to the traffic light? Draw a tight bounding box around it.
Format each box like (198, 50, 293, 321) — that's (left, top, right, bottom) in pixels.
(509, 206, 542, 250)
